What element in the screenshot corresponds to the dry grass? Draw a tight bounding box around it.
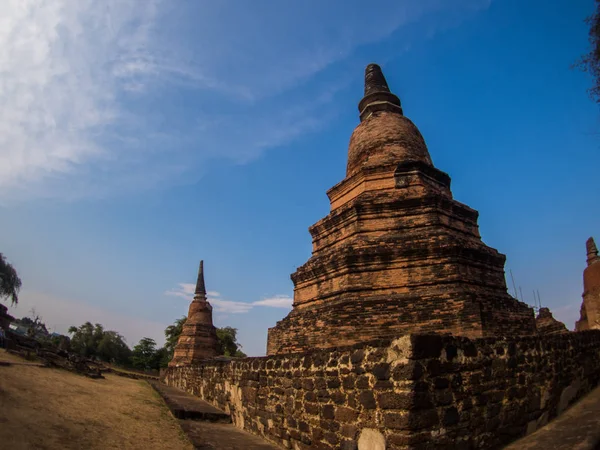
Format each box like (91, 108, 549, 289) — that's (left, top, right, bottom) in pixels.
(0, 349, 193, 450)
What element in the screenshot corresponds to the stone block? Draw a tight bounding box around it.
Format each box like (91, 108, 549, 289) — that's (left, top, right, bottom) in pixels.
(357, 428, 386, 450)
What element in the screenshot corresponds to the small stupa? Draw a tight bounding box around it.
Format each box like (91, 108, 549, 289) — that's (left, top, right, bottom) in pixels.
(169, 260, 219, 366)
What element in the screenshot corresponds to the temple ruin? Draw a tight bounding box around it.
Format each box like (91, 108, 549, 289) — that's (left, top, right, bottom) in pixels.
(267, 64, 535, 355)
(163, 65, 600, 450)
(535, 307, 568, 335)
(169, 260, 219, 367)
(575, 237, 600, 331)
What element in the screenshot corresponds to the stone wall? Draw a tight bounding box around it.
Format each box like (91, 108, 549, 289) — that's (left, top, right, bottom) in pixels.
(162, 331, 600, 450)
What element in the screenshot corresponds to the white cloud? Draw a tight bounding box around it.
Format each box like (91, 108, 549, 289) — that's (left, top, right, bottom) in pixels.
(210, 298, 254, 315)
(0, 0, 492, 202)
(165, 283, 292, 314)
(164, 282, 195, 299)
(253, 295, 294, 309)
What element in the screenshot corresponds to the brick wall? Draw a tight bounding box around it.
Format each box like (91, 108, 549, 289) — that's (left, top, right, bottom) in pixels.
(162, 330, 600, 450)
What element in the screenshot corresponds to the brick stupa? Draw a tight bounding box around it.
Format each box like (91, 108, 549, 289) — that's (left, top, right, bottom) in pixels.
(267, 64, 536, 355)
(576, 237, 600, 331)
(535, 307, 568, 335)
(169, 260, 219, 366)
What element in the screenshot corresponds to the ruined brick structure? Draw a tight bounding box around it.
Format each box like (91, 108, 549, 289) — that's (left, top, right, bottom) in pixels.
(576, 237, 600, 331)
(162, 64, 600, 450)
(163, 331, 600, 450)
(535, 307, 567, 335)
(169, 260, 219, 367)
(267, 64, 535, 355)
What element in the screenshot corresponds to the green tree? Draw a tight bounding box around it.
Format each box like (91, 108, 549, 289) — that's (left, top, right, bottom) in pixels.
(68, 322, 101, 358)
(49, 334, 71, 351)
(164, 316, 187, 358)
(578, 0, 600, 102)
(131, 337, 159, 370)
(68, 322, 131, 365)
(154, 346, 171, 369)
(0, 253, 22, 305)
(97, 331, 132, 366)
(216, 326, 246, 357)
(158, 315, 188, 368)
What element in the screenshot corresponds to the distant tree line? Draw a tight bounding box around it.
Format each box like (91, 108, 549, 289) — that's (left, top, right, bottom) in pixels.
(0, 251, 246, 370)
(60, 317, 245, 371)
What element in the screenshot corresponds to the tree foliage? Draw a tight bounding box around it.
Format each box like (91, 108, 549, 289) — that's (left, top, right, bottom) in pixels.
(131, 337, 163, 370)
(19, 312, 246, 370)
(578, 0, 600, 102)
(68, 322, 131, 365)
(164, 316, 187, 357)
(0, 253, 22, 305)
(97, 331, 132, 365)
(216, 326, 247, 357)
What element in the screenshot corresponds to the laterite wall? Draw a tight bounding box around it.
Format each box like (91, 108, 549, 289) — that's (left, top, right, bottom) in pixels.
(162, 331, 600, 450)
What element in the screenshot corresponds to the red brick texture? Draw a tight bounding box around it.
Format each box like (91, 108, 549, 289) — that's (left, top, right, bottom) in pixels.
(267, 87, 535, 355)
(169, 298, 219, 367)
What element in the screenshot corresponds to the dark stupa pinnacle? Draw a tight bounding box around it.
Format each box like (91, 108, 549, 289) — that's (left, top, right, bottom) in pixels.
(587, 237, 599, 266)
(364, 63, 391, 96)
(358, 63, 402, 122)
(195, 260, 207, 297)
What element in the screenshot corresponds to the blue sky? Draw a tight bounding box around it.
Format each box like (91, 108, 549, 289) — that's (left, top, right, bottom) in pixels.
(1, 0, 598, 356)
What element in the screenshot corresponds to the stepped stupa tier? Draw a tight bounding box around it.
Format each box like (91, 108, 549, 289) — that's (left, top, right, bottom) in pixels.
(267, 64, 536, 355)
(169, 260, 219, 366)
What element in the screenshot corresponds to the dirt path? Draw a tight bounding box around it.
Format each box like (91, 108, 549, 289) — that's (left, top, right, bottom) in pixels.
(0, 349, 192, 450)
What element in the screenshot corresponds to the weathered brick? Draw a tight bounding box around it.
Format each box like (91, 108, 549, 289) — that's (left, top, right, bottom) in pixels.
(383, 411, 408, 429)
(358, 391, 377, 409)
(442, 407, 460, 426)
(392, 361, 424, 381)
(304, 402, 319, 415)
(340, 440, 358, 450)
(322, 404, 335, 420)
(335, 406, 359, 423)
(331, 391, 347, 405)
(340, 424, 358, 439)
(356, 375, 371, 389)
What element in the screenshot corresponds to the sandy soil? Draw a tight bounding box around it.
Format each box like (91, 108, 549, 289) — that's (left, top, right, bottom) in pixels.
(0, 349, 193, 450)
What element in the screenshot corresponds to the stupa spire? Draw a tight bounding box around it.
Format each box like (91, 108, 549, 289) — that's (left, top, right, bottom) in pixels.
(587, 237, 599, 266)
(364, 63, 391, 96)
(195, 260, 207, 297)
(358, 63, 402, 121)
